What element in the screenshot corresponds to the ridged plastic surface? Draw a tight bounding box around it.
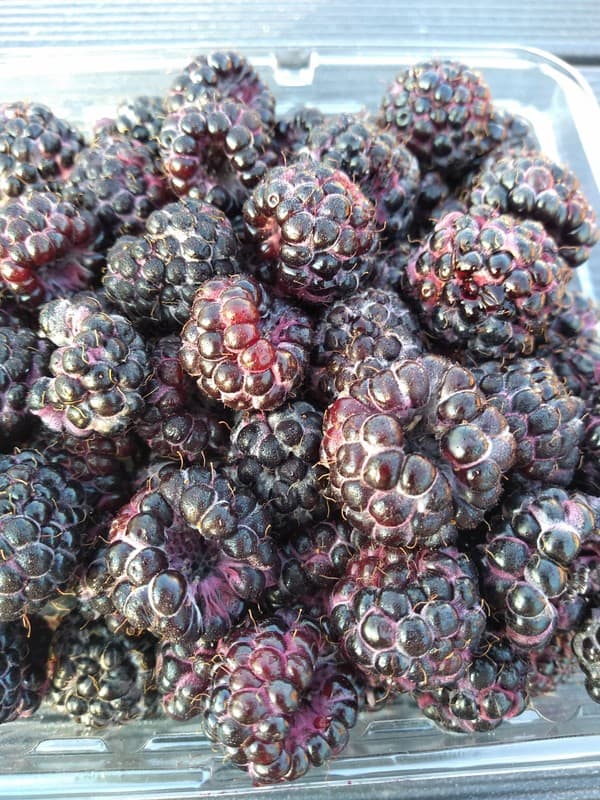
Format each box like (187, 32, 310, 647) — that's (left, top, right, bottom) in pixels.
(1, 683, 599, 799)
(0, 43, 599, 799)
(0, 1, 598, 62)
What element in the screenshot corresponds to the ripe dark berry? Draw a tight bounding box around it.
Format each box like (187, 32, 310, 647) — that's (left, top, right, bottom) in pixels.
(104, 198, 240, 330)
(403, 210, 571, 361)
(28, 292, 150, 437)
(379, 60, 496, 176)
(228, 400, 327, 528)
(105, 463, 278, 644)
(310, 286, 424, 405)
(202, 611, 359, 784)
(243, 159, 379, 305)
(180, 274, 313, 411)
(329, 546, 486, 691)
(478, 486, 598, 650)
(159, 99, 272, 214)
(49, 611, 157, 727)
(321, 355, 515, 548)
(0, 189, 100, 306)
(0, 449, 87, 621)
(414, 631, 529, 732)
(0, 101, 84, 199)
(166, 50, 276, 131)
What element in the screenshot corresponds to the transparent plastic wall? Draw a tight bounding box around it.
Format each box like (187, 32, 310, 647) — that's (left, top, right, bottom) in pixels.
(0, 43, 599, 800)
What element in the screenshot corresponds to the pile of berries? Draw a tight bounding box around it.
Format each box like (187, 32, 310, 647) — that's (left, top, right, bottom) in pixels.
(0, 50, 599, 787)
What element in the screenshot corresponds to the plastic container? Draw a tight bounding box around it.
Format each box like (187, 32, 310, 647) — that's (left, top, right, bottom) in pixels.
(0, 43, 599, 799)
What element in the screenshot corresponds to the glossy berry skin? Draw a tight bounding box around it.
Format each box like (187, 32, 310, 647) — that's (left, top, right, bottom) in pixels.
(0, 449, 87, 621)
(105, 463, 278, 645)
(321, 355, 516, 549)
(242, 159, 378, 305)
(403, 210, 570, 362)
(329, 546, 486, 692)
(28, 293, 150, 438)
(165, 50, 276, 130)
(414, 632, 529, 732)
(0, 101, 84, 199)
(310, 286, 424, 405)
(478, 487, 598, 651)
(469, 153, 599, 266)
(303, 112, 420, 237)
(0, 189, 100, 306)
(472, 357, 585, 487)
(180, 275, 313, 411)
(378, 59, 496, 176)
(0, 325, 50, 445)
(104, 198, 240, 330)
(228, 400, 326, 528)
(159, 99, 271, 214)
(202, 611, 359, 785)
(49, 611, 157, 727)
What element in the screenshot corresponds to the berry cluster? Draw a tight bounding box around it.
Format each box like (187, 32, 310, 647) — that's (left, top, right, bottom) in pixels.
(0, 49, 598, 788)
